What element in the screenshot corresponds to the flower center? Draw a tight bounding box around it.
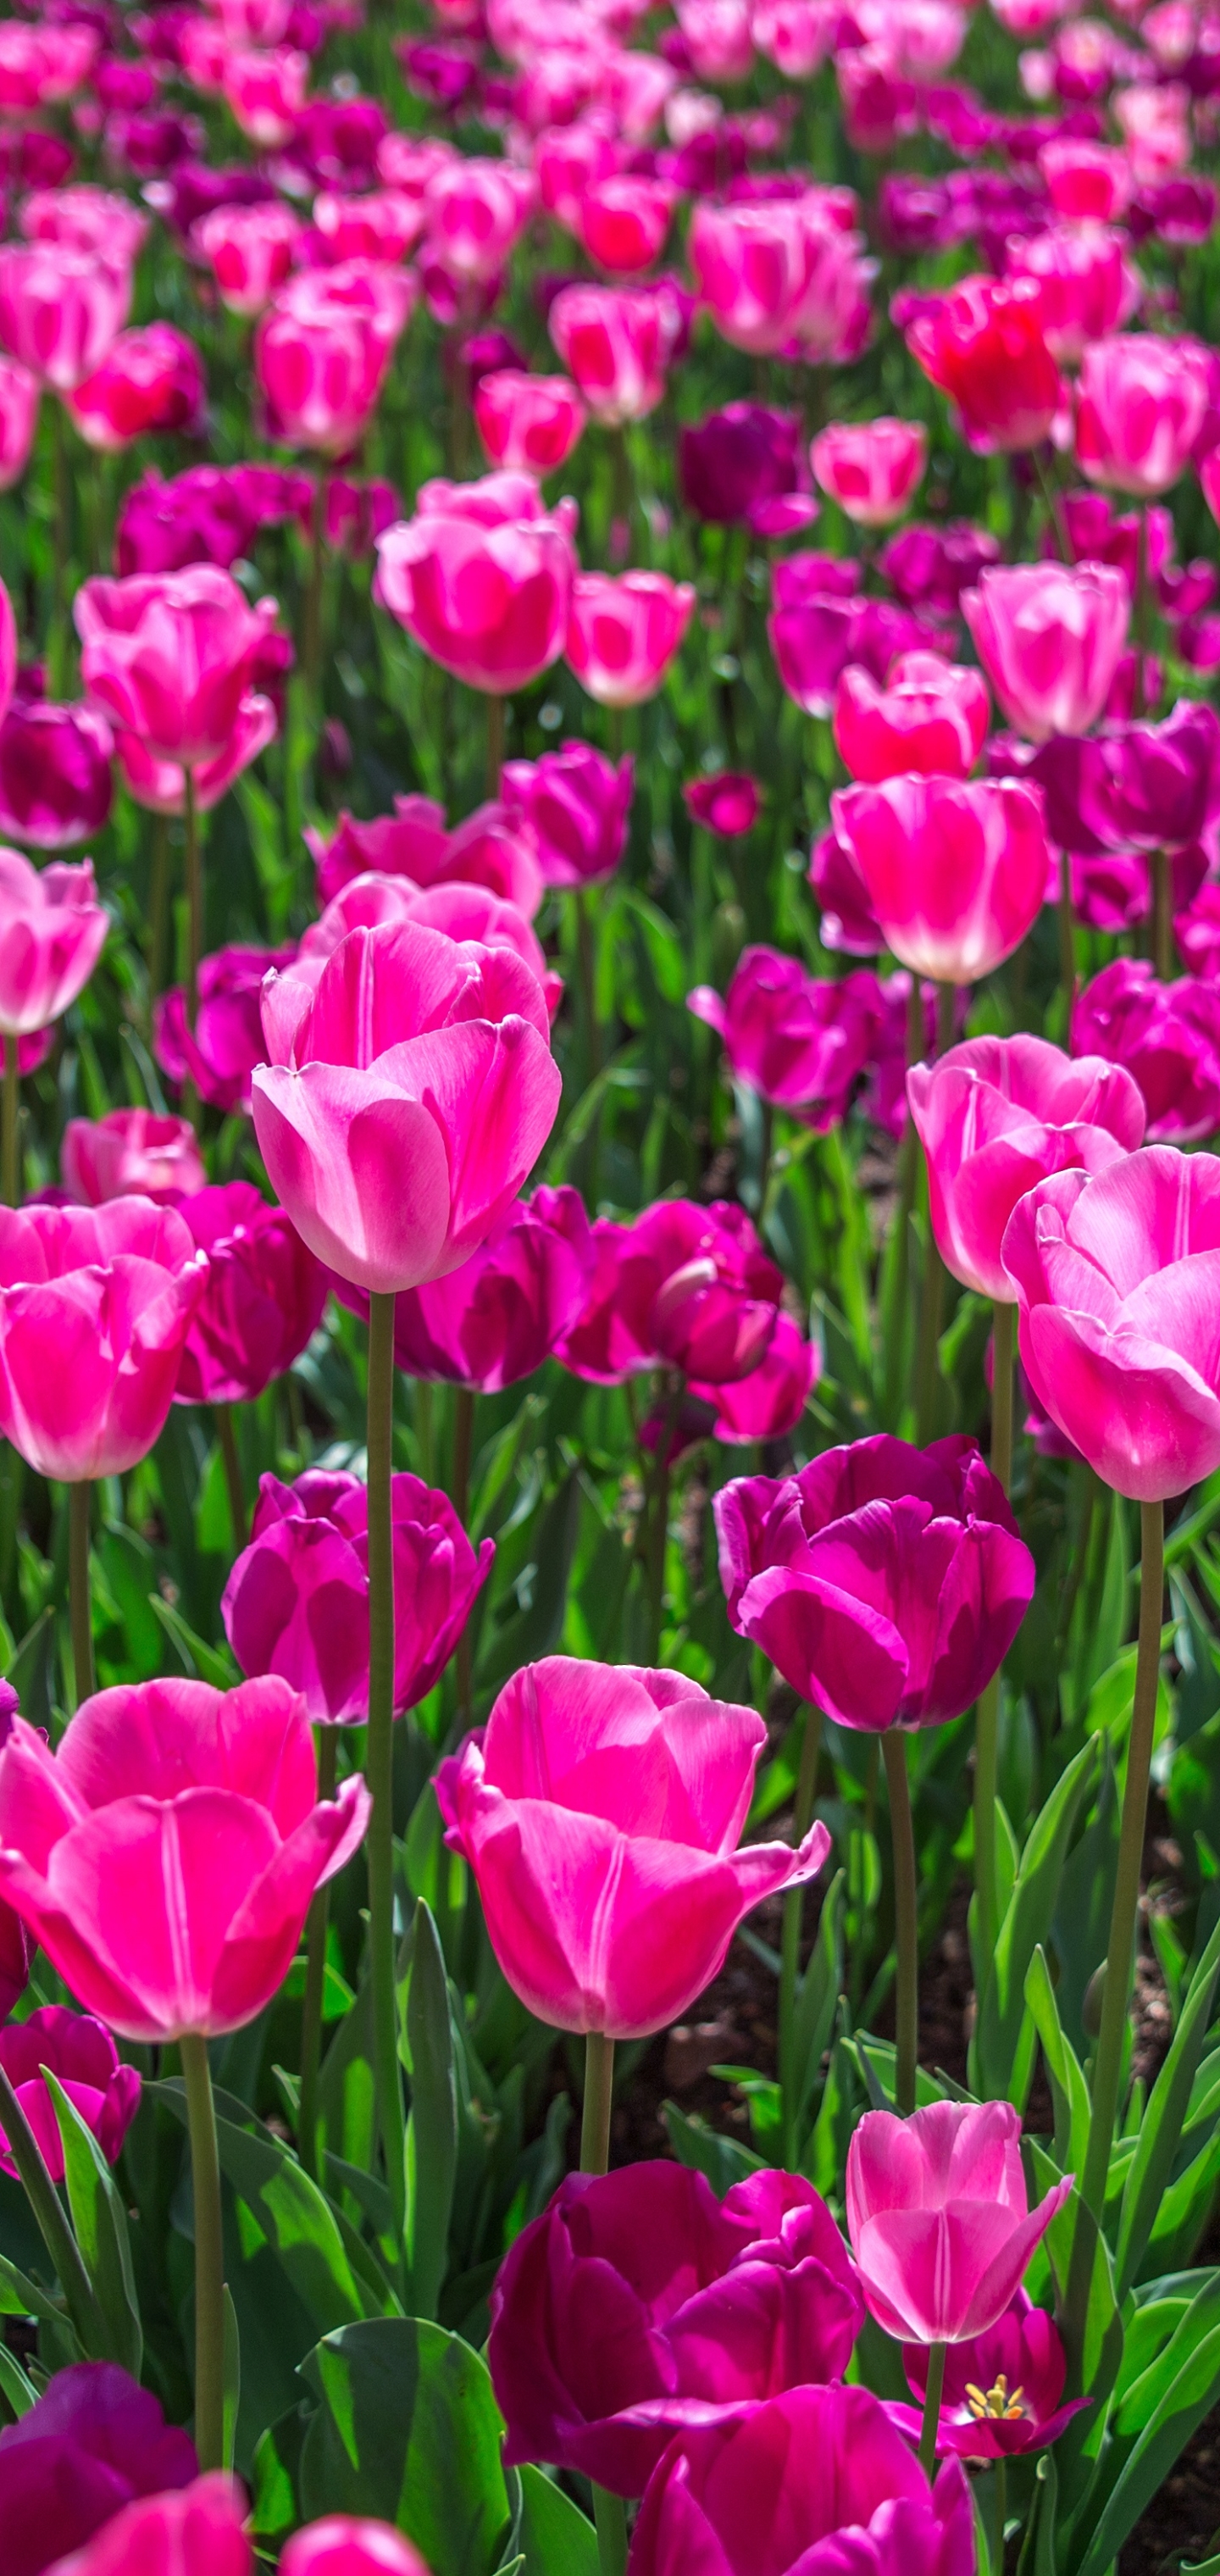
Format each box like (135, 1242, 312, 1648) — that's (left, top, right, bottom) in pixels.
(966, 2375, 1028, 2422)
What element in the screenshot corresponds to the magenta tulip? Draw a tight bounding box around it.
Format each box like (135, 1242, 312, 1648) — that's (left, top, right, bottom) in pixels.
(474, 369, 586, 475)
(566, 571, 695, 708)
(1006, 223, 1139, 368)
(155, 941, 295, 1116)
(75, 568, 280, 771)
(548, 283, 671, 426)
(1001, 1145, 1220, 1498)
(0, 2363, 197, 2576)
(222, 1468, 492, 1724)
(500, 742, 633, 888)
(900, 2290, 1085, 2460)
(0, 1199, 208, 1480)
(313, 192, 424, 269)
(65, 325, 204, 452)
(254, 263, 413, 456)
(834, 652, 990, 784)
(61, 1108, 206, 1207)
(280, 2524, 431, 2576)
(252, 919, 561, 1294)
(629, 2384, 974, 2576)
(961, 561, 1130, 743)
(809, 821, 884, 953)
(907, 1035, 1146, 1301)
(689, 196, 866, 360)
(424, 158, 534, 286)
(715, 1433, 1034, 1732)
(375, 476, 575, 697)
(577, 175, 675, 278)
(0, 1678, 369, 2040)
(697, 1313, 821, 1446)
(297, 875, 554, 1013)
(489, 2162, 862, 2496)
(0, 244, 130, 393)
(684, 773, 762, 837)
(0, 353, 37, 491)
(0, 683, 113, 850)
(113, 690, 277, 823)
(560, 1198, 783, 1386)
(0, 850, 107, 1032)
(0, 2007, 140, 2183)
(907, 275, 1063, 453)
(223, 43, 309, 148)
(435, 1657, 830, 2037)
(309, 794, 542, 917)
(1076, 333, 1212, 497)
(846, 2101, 1072, 2343)
(20, 186, 147, 266)
(679, 403, 804, 530)
(811, 418, 928, 527)
(173, 1182, 327, 1407)
(193, 203, 302, 317)
(831, 775, 1051, 984)
(377, 1185, 594, 1391)
(1071, 960, 1220, 1143)
(40, 2473, 249, 2574)
(689, 949, 882, 1128)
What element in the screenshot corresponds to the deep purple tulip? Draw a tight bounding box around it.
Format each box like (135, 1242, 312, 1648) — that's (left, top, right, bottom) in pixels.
(222, 1469, 494, 1725)
(1072, 959, 1220, 1144)
(0, 2006, 140, 2182)
(0, 2362, 197, 2576)
(559, 1200, 784, 1388)
(155, 943, 296, 1116)
(898, 2290, 1087, 2461)
(679, 402, 804, 528)
(500, 741, 634, 889)
(714, 1433, 1035, 1733)
(689, 948, 882, 1127)
(770, 569, 941, 719)
(1033, 700, 1220, 855)
(114, 461, 310, 576)
(488, 2162, 863, 2499)
(0, 675, 113, 848)
(374, 1186, 595, 1392)
(173, 1182, 328, 1407)
(880, 518, 1001, 616)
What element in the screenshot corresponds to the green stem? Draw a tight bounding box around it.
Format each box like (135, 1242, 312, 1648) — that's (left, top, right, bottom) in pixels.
(452, 1385, 474, 1719)
(49, 399, 69, 693)
(367, 1291, 407, 2248)
(185, 766, 202, 1039)
(298, 1724, 339, 2185)
(918, 2341, 946, 2479)
(486, 691, 505, 800)
(884, 978, 926, 1424)
(147, 813, 170, 1022)
(3, 1031, 19, 1207)
(1033, 447, 1068, 562)
(303, 473, 326, 702)
(779, 1706, 823, 2168)
(884, 1729, 918, 2115)
(1079, 1497, 1164, 2218)
(69, 1482, 94, 1707)
(644, 1391, 680, 1661)
(581, 2031, 628, 2576)
(973, 1302, 1015, 1978)
(1058, 843, 1076, 1030)
(576, 888, 603, 1085)
(1151, 849, 1173, 982)
(215, 1405, 246, 1551)
(180, 2031, 225, 2474)
(1134, 506, 1151, 719)
(995, 2457, 1007, 2576)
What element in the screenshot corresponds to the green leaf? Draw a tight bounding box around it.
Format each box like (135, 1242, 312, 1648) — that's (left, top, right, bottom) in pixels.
(662, 2101, 763, 2191)
(0, 2250, 80, 2342)
(1113, 2272, 1220, 2438)
(0, 2339, 36, 2414)
(1024, 1947, 1090, 2179)
(973, 1737, 1098, 2100)
(153, 2079, 374, 2334)
(0, 2062, 107, 2359)
(402, 1900, 458, 2323)
(1074, 2317, 1220, 2576)
(147, 1591, 239, 1688)
(1116, 1908, 1220, 2299)
(299, 2318, 513, 2576)
(44, 2070, 141, 2376)
(786, 1870, 845, 2138)
(475, 1472, 580, 1696)
(515, 2467, 598, 2576)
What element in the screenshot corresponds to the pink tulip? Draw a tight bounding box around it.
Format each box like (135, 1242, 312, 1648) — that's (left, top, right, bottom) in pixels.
(0, 2362, 197, 2576)
(678, 0, 755, 77)
(0, 24, 97, 111)
(20, 185, 149, 268)
(846, 2101, 1073, 2343)
(255, 263, 413, 457)
(834, 651, 990, 783)
(907, 275, 1063, 453)
(0, 244, 130, 395)
(690, 195, 869, 361)
(685, 771, 762, 836)
(64, 324, 204, 452)
(223, 1467, 492, 1724)
(376, 477, 575, 696)
(155, 941, 296, 1116)
(308, 792, 544, 915)
(690, 949, 883, 1127)
(173, 1181, 327, 1407)
(566, 571, 695, 708)
(577, 176, 675, 278)
(378, 1185, 594, 1391)
(811, 418, 928, 527)
(298, 874, 555, 1013)
(547, 282, 671, 427)
(907, 1033, 1146, 1302)
(280, 2524, 431, 2576)
(43, 2474, 250, 2575)
(753, 0, 828, 72)
(435, 1657, 830, 2037)
(1076, 334, 1212, 497)
(0, 354, 39, 488)
(0, 850, 107, 1034)
(0, 2006, 140, 2183)
(0, 1199, 208, 1480)
(831, 775, 1051, 983)
(961, 560, 1130, 743)
(1071, 959, 1220, 1145)
(193, 203, 302, 317)
(62, 1108, 206, 1207)
(313, 190, 424, 267)
(1115, 78, 1190, 178)
(500, 742, 633, 888)
(1001, 1143, 1220, 1496)
(0, 1677, 368, 2041)
(534, 121, 621, 226)
(252, 919, 562, 1294)
(474, 369, 586, 475)
(0, 684, 113, 849)
(698, 1311, 821, 1444)
(75, 567, 280, 770)
(901, 2290, 1086, 2460)
(114, 691, 277, 821)
(424, 158, 534, 285)
(1039, 136, 1133, 219)
(559, 1198, 783, 1387)
(223, 45, 309, 148)
(1005, 222, 1139, 367)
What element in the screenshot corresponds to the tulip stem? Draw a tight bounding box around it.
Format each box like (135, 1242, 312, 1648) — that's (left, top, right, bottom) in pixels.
(49, 399, 69, 697)
(452, 1385, 474, 1719)
(914, 1225, 944, 1447)
(1033, 447, 1068, 563)
(2, 1032, 19, 1207)
(303, 473, 326, 702)
(973, 1302, 1015, 1984)
(884, 980, 925, 1425)
(1080, 1496, 1164, 2219)
(918, 2340, 946, 2479)
(367, 1289, 407, 2251)
(180, 2031, 226, 2475)
(1151, 848, 1173, 981)
(1058, 845, 1076, 1032)
(184, 766, 202, 1040)
(581, 2032, 628, 2576)
(576, 889, 603, 1086)
(995, 2458, 1007, 2575)
(68, 1481, 94, 1707)
(883, 1729, 918, 2116)
(779, 1705, 822, 2168)
(147, 814, 170, 1019)
(298, 1724, 339, 2185)
(215, 1405, 246, 1551)
(486, 691, 505, 799)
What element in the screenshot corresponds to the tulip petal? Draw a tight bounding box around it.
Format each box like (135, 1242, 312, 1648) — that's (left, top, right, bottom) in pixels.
(252, 1061, 453, 1293)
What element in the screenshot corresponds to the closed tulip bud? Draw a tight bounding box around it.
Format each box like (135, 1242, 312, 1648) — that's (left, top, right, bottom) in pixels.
(255, 263, 413, 456)
(962, 559, 1130, 742)
(0, 848, 107, 1033)
(193, 203, 302, 317)
(473, 369, 586, 475)
(1076, 334, 1213, 497)
(0, 1200, 208, 1480)
(376, 476, 575, 697)
(65, 324, 205, 452)
(0, 2363, 197, 2576)
(0, 242, 130, 393)
(577, 175, 675, 277)
(548, 281, 672, 426)
(846, 2101, 1072, 2342)
(684, 770, 762, 836)
(811, 415, 928, 527)
(0, 2007, 140, 2182)
(834, 651, 990, 781)
(501, 741, 633, 887)
(907, 274, 1063, 452)
(0, 686, 113, 848)
(832, 774, 1051, 984)
(75, 567, 280, 770)
(566, 570, 695, 708)
(62, 1108, 206, 1206)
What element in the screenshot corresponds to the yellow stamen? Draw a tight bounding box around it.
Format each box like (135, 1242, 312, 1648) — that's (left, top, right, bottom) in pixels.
(965, 2376, 1028, 2422)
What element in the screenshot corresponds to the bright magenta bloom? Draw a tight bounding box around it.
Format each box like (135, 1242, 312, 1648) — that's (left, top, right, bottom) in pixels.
(252, 919, 562, 1294)
(489, 2163, 862, 2496)
(280, 2523, 431, 2576)
(704, 1314, 821, 1445)
(193, 203, 302, 317)
(1001, 1144, 1220, 1499)
(254, 263, 413, 456)
(715, 1433, 1034, 1733)
(560, 1198, 783, 1387)
(309, 791, 542, 915)
(0, 1200, 208, 1480)
(297, 874, 555, 1013)
(0, 24, 97, 112)
(1071, 960, 1220, 1144)
(41, 2473, 249, 2574)
(548, 282, 671, 425)
(689, 949, 882, 1128)
(831, 775, 1051, 984)
(629, 2384, 973, 2576)
(223, 1468, 492, 1725)
(0, 353, 38, 488)
(113, 689, 276, 822)
(962, 559, 1130, 742)
(501, 741, 633, 887)
(75, 567, 279, 770)
(385, 1185, 595, 1391)
(906, 275, 1063, 452)
(424, 158, 534, 286)
(0, 1679, 369, 2041)
(908, 1035, 1145, 1301)
(689, 196, 865, 360)
(0, 2006, 140, 2183)
(376, 475, 575, 695)
(811, 418, 927, 527)
(1075, 333, 1212, 497)
(0, 685, 114, 850)
(223, 43, 309, 147)
(0, 2363, 197, 2576)
(61, 1108, 206, 1207)
(65, 325, 204, 452)
(684, 772, 761, 836)
(435, 1658, 830, 2037)
(834, 651, 989, 783)
(156, 941, 294, 1116)
(566, 571, 695, 708)
(0, 243, 130, 393)
(0, 850, 107, 1033)
(846, 2101, 1072, 2343)
(901, 2290, 1085, 2460)
(1040, 136, 1133, 219)
(474, 369, 585, 474)
(174, 1182, 327, 1407)
(577, 175, 675, 278)
(312, 191, 424, 267)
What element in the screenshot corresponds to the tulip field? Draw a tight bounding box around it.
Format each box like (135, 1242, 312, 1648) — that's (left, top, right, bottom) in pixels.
(8, 3, 1220, 2575)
